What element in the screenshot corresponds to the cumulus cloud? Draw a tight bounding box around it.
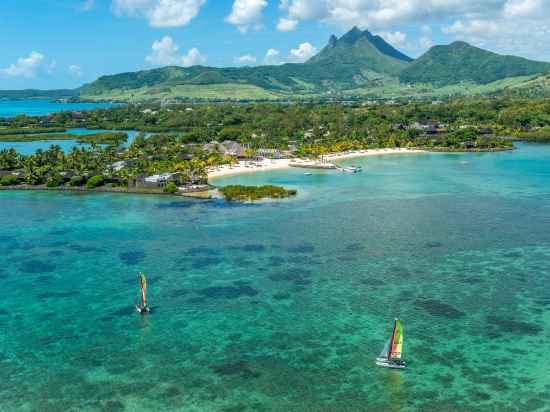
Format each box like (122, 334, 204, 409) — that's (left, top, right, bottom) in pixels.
(234, 54, 257, 65)
(441, 1, 550, 59)
(379, 31, 407, 48)
(503, 0, 543, 18)
(263, 48, 281, 65)
(112, 0, 205, 27)
(277, 17, 298, 31)
(0, 52, 45, 78)
(225, 0, 268, 33)
(146, 36, 207, 67)
(288, 42, 317, 62)
(277, 0, 499, 30)
(68, 65, 83, 78)
(276, 0, 550, 61)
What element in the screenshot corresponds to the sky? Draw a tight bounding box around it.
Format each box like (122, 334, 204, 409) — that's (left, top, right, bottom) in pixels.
(1, 0, 549, 89)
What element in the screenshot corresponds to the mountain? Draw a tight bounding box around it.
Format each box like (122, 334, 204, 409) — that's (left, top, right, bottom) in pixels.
(400, 41, 550, 86)
(76, 28, 550, 102)
(78, 27, 412, 101)
(307, 27, 412, 77)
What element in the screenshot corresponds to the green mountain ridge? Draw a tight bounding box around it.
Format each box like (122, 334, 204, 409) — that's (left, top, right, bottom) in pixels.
(75, 27, 550, 101)
(400, 41, 550, 86)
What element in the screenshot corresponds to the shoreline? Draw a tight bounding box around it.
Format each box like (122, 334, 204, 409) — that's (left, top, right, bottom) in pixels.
(0, 185, 212, 199)
(208, 148, 427, 179)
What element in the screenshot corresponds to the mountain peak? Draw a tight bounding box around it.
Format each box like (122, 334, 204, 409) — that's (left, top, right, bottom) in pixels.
(340, 26, 366, 44)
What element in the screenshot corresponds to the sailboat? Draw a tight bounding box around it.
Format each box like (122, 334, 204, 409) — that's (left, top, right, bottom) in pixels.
(375, 319, 406, 369)
(135, 272, 150, 314)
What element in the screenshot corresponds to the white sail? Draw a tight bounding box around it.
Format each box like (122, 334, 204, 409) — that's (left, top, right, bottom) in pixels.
(379, 339, 390, 359)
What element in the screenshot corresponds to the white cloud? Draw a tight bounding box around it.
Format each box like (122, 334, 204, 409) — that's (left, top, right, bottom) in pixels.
(225, 0, 268, 33)
(112, 0, 205, 27)
(264, 48, 281, 65)
(234, 54, 257, 65)
(277, 17, 298, 31)
(0, 52, 45, 78)
(69, 65, 83, 78)
(276, 0, 550, 61)
(146, 36, 207, 67)
(83, 0, 95, 11)
(503, 0, 543, 18)
(379, 31, 407, 48)
(288, 42, 317, 62)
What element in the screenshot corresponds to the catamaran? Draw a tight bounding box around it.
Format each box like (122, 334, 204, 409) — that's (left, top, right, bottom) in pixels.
(375, 319, 406, 369)
(135, 272, 150, 314)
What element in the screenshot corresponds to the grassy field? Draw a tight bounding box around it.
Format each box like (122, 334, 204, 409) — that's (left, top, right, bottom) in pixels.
(79, 73, 549, 102)
(343, 75, 536, 99)
(81, 83, 282, 102)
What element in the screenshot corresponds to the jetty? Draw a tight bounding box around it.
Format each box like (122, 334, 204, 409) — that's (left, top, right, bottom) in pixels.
(289, 160, 337, 170)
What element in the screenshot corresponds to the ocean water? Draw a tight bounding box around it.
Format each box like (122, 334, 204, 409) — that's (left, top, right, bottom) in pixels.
(0, 129, 140, 155)
(1, 143, 549, 411)
(0, 100, 114, 118)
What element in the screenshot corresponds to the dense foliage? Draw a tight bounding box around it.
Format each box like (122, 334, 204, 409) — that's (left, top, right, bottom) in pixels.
(219, 185, 297, 202)
(0, 127, 66, 135)
(514, 127, 550, 143)
(400, 42, 550, 86)
(2, 97, 550, 191)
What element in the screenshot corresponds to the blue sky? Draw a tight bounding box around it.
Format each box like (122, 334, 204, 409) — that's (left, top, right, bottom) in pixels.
(1, 0, 549, 89)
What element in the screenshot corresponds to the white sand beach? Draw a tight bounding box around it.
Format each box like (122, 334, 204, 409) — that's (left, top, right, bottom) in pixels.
(208, 148, 426, 179)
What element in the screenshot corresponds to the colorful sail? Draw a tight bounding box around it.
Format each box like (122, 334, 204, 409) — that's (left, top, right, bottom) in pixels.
(389, 319, 404, 360)
(139, 273, 147, 307)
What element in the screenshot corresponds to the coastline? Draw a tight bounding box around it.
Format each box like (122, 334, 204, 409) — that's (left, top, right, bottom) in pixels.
(0, 184, 201, 197)
(208, 148, 427, 180)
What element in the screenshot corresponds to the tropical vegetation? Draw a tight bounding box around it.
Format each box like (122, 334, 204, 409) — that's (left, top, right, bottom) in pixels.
(219, 185, 297, 202)
(2, 96, 550, 193)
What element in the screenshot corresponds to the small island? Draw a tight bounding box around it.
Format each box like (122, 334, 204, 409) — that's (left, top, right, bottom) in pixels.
(218, 185, 297, 202)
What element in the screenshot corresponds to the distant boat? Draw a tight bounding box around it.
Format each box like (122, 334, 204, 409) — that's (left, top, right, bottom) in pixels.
(135, 272, 150, 314)
(340, 165, 363, 173)
(304, 172, 312, 176)
(376, 319, 406, 369)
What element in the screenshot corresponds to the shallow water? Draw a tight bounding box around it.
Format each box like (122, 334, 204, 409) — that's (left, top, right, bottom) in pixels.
(0, 129, 140, 155)
(1, 143, 549, 411)
(0, 99, 113, 118)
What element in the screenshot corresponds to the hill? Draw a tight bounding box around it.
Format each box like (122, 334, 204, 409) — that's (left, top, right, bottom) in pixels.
(78, 27, 412, 101)
(75, 28, 550, 102)
(307, 27, 411, 77)
(400, 41, 550, 86)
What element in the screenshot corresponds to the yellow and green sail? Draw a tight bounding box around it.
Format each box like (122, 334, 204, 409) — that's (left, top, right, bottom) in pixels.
(389, 319, 404, 360)
(139, 273, 147, 307)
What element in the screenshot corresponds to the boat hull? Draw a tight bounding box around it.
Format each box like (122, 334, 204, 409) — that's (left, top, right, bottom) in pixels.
(135, 305, 150, 314)
(375, 358, 406, 369)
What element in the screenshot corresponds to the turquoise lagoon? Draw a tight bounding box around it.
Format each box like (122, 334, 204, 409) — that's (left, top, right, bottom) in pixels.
(0, 100, 114, 118)
(1, 143, 549, 411)
(0, 129, 141, 155)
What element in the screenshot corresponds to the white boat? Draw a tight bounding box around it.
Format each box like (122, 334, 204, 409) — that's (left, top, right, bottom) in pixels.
(342, 166, 362, 173)
(304, 172, 312, 176)
(375, 319, 406, 369)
